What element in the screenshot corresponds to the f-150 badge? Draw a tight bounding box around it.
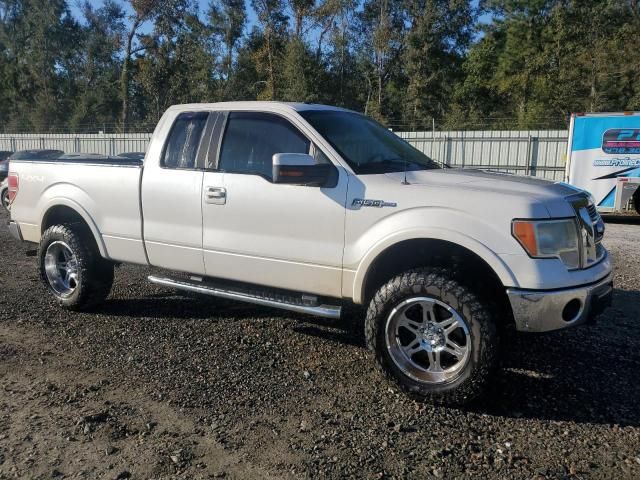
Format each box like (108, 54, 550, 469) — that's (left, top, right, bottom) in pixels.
(352, 198, 397, 208)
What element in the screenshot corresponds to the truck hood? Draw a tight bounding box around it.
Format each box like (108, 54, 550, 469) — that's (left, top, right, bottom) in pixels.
(384, 168, 582, 217)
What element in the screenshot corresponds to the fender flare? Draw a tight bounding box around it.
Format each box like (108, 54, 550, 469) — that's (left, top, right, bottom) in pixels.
(351, 227, 519, 304)
(40, 197, 108, 258)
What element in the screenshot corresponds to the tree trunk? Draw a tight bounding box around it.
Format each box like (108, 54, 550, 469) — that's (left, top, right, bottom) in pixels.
(377, 67, 383, 110)
(120, 24, 137, 132)
(266, 29, 275, 100)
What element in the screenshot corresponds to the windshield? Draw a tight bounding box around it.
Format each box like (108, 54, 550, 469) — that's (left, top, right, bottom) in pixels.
(300, 110, 441, 174)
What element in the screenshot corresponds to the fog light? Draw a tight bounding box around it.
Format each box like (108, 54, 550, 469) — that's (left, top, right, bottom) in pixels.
(562, 299, 582, 322)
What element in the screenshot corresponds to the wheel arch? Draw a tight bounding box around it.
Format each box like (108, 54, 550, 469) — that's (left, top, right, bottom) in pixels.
(40, 201, 107, 258)
(355, 236, 517, 328)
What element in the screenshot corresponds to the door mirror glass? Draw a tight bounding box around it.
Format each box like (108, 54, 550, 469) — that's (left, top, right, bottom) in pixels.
(272, 153, 333, 186)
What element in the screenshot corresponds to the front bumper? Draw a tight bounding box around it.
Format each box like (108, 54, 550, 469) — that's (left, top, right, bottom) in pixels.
(7, 221, 23, 241)
(506, 273, 613, 332)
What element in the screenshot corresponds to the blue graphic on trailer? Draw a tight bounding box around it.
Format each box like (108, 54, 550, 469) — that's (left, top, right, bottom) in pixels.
(601, 129, 640, 154)
(572, 116, 640, 151)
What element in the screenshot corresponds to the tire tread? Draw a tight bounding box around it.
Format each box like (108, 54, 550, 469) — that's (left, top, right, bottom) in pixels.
(38, 224, 113, 310)
(364, 267, 497, 406)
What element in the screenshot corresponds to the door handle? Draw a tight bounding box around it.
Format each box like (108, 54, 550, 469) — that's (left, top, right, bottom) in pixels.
(205, 187, 226, 204)
(208, 190, 226, 198)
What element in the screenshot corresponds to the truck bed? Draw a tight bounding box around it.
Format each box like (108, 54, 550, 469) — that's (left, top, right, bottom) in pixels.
(8, 158, 147, 265)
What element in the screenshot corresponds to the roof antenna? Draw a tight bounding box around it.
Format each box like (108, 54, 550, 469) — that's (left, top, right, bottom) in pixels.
(401, 156, 409, 185)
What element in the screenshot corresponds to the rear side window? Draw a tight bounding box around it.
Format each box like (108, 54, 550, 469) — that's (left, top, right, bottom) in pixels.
(219, 112, 310, 179)
(162, 112, 208, 169)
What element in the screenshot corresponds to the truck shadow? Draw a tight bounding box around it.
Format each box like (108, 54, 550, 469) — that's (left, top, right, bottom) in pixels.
(97, 294, 302, 321)
(473, 287, 640, 427)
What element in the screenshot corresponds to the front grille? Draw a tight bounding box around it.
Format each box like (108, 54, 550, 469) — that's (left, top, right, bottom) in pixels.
(587, 203, 598, 223)
(567, 193, 605, 269)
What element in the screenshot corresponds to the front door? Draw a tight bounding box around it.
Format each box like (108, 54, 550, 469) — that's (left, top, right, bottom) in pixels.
(201, 111, 348, 298)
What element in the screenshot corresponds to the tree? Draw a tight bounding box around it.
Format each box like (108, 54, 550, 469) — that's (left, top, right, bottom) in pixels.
(447, 0, 640, 129)
(316, 0, 360, 108)
(135, 5, 215, 122)
(251, 0, 288, 99)
(70, 0, 125, 131)
(1, 0, 639, 133)
(0, 0, 81, 131)
(120, 0, 188, 130)
(356, 0, 405, 121)
(280, 0, 327, 102)
(402, 0, 475, 129)
(209, 0, 246, 86)
(287, 0, 313, 38)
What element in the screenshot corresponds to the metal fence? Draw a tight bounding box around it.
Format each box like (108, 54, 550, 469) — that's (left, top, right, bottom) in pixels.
(0, 133, 152, 157)
(398, 130, 569, 181)
(0, 130, 569, 180)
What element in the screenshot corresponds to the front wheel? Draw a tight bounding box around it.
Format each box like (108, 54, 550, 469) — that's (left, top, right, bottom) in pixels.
(38, 224, 114, 310)
(633, 189, 640, 216)
(365, 268, 498, 405)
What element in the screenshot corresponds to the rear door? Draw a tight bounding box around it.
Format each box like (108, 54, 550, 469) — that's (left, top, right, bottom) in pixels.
(141, 111, 211, 274)
(201, 111, 348, 298)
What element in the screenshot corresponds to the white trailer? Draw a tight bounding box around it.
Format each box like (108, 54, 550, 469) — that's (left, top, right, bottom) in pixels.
(565, 112, 640, 214)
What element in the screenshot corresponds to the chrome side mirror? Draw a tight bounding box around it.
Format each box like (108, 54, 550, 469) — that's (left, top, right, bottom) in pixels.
(272, 153, 333, 186)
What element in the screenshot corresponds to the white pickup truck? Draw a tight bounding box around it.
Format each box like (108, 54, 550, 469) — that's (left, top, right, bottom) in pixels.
(6, 102, 613, 405)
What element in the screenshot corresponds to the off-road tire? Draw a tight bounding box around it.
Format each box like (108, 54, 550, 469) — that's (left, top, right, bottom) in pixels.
(365, 268, 498, 406)
(38, 224, 114, 310)
(1, 187, 9, 211)
(633, 189, 640, 216)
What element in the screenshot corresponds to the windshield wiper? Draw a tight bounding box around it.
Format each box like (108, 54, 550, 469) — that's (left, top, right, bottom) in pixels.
(379, 158, 428, 169)
(357, 157, 436, 174)
(386, 155, 448, 169)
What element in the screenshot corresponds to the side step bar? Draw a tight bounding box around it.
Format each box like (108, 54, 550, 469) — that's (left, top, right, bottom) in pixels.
(148, 275, 342, 319)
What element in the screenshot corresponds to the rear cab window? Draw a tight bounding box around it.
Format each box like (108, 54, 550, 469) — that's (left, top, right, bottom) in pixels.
(162, 112, 209, 169)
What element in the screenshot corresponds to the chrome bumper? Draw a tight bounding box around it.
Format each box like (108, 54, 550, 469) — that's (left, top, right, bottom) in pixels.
(506, 274, 613, 333)
(7, 221, 23, 241)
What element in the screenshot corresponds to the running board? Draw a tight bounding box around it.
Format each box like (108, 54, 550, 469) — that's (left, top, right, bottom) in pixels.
(147, 275, 342, 319)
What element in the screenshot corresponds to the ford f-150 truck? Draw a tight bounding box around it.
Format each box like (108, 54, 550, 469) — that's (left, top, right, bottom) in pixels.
(6, 102, 613, 405)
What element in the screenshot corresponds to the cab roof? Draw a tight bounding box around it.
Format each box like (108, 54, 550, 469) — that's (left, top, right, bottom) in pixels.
(166, 101, 355, 115)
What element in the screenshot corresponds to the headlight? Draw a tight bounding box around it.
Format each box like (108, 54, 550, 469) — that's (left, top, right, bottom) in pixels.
(512, 219, 580, 269)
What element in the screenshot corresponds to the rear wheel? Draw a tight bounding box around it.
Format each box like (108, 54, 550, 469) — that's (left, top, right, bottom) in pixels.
(1, 187, 8, 211)
(38, 224, 114, 310)
(633, 189, 640, 215)
(365, 268, 498, 405)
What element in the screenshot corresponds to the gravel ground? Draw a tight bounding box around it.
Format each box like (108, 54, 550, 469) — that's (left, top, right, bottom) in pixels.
(1, 208, 639, 479)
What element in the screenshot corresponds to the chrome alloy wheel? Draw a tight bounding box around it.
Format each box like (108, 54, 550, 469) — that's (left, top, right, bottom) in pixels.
(44, 241, 79, 297)
(385, 297, 471, 384)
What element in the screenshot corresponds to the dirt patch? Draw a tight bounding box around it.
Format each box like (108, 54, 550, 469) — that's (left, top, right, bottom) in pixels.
(0, 327, 276, 479)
